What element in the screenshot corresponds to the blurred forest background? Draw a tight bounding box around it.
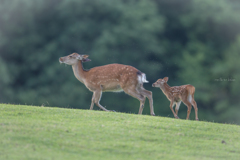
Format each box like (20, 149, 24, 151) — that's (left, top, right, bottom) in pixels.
(0, 0, 240, 124)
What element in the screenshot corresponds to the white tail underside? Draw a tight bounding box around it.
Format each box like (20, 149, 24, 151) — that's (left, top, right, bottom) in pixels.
(138, 73, 149, 84)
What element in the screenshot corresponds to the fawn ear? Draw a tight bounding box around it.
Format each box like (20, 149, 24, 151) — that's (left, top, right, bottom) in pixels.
(163, 77, 169, 82)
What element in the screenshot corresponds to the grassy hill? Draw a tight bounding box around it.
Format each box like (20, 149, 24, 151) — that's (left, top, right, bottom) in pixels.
(0, 104, 239, 160)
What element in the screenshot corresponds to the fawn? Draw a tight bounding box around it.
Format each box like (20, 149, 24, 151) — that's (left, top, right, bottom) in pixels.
(152, 77, 198, 120)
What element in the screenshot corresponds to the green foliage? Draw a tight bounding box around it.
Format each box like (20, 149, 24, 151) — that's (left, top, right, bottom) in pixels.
(0, 0, 240, 123)
(1, 104, 240, 160)
(210, 36, 240, 123)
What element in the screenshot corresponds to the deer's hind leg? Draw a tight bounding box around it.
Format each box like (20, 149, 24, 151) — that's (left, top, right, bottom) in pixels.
(139, 88, 155, 116)
(190, 94, 199, 121)
(138, 96, 146, 115)
(182, 96, 192, 120)
(122, 85, 146, 115)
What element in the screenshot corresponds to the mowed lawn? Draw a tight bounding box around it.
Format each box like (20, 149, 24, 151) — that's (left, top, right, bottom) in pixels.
(0, 104, 240, 160)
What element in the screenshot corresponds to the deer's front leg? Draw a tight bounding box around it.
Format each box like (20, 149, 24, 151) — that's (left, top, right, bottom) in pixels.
(90, 92, 95, 110)
(93, 90, 110, 111)
(169, 101, 179, 119)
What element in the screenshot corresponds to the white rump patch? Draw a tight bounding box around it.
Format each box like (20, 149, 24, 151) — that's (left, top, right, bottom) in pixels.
(188, 95, 192, 103)
(138, 73, 149, 84)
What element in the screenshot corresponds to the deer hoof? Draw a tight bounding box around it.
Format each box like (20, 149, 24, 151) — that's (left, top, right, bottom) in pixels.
(196, 118, 199, 121)
(151, 113, 155, 116)
(111, 110, 116, 112)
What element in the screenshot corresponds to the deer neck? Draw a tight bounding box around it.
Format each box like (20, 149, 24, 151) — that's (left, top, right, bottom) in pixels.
(72, 60, 87, 83)
(160, 83, 171, 97)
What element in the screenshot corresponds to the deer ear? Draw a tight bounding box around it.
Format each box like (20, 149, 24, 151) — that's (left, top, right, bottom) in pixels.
(163, 77, 169, 82)
(82, 55, 91, 62)
(83, 55, 89, 59)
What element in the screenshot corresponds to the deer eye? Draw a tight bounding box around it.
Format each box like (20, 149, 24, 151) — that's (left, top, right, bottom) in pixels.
(69, 56, 72, 58)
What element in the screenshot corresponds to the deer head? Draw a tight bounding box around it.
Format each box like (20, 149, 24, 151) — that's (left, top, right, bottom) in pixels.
(152, 77, 169, 88)
(59, 53, 91, 65)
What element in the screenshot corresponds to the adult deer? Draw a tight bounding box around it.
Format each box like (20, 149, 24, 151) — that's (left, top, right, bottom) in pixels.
(152, 77, 198, 120)
(59, 53, 155, 116)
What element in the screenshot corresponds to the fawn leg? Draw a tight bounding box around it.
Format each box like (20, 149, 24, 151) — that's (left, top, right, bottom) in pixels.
(182, 100, 192, 120)
(175, 101, 181, 116)
(169, 101, 179, 119)
(191, 99, 199, 121)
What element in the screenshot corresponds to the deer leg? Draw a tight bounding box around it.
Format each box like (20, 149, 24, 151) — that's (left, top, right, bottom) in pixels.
(191, 99, 199, 121)
(93, 90, 109, 111)
(141, 89, 155, 116)
(182, 100, 192, 120)
(170, 101, 179, 119)
(138, 96, 146, 115)
(122, 87, 146, 115)
(89, 92, 95, 110)
(133, 93, 146, 115)
(175, 101, 181, 116)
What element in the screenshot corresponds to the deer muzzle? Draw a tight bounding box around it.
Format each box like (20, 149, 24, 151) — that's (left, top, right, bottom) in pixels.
(59, 57, 64, 63)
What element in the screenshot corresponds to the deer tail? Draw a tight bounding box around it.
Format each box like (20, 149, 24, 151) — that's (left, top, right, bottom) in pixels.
(188, 85, 195, 102)
(137, 71, 149, 83)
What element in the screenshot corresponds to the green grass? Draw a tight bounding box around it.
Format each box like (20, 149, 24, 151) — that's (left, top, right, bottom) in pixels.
(0, 104, 240, 160)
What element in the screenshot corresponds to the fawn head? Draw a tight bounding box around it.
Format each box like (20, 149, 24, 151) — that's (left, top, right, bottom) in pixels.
(59, 53, 91, 65)
(152, 77, 169, 88)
